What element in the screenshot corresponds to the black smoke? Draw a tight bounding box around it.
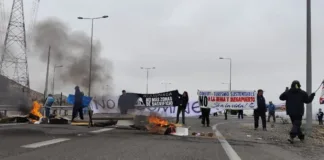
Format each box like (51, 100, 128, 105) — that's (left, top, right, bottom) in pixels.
(31, 17, 113, 96)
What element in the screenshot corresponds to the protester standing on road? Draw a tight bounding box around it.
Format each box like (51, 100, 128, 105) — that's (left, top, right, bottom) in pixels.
(238, 110, 244, 119)
(72, 86, 84, 122)
(200, 105, 211, 127)
(317, 108, 324, 125)
(224, 110, 228, 120)
(279, 80, 315, 143)
(118, 90, 128, 114)
(176, 91, 189, 125)
(267, 101, 276, 123)
(254, 89, 267, 131)
(44, 94, 55, 118)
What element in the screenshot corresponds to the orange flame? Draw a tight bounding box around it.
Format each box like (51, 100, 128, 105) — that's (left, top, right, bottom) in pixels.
(148, 114, 169, 126)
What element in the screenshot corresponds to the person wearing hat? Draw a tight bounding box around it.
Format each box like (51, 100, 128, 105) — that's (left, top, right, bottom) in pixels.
(279, 80, 315, 143)
(254, 89, 267, 130)
(267, 101, 276, 123)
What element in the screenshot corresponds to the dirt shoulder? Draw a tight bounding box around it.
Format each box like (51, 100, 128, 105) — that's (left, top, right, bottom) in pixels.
(239, 121, 324, 160)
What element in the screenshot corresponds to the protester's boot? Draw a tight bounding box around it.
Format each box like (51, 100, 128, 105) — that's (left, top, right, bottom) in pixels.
(298, 134, 305, 143)
(288, 137, 294, 144)
(263, 128, 267, 131)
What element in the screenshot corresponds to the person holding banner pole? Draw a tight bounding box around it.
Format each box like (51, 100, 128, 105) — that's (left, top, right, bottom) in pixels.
(176, 91, 189, 125)
(279, 80, 315, 143)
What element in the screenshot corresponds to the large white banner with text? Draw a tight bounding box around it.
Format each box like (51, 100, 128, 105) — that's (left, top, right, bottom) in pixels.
(89, 96, 224, 117)
(197, 90, 258, 110)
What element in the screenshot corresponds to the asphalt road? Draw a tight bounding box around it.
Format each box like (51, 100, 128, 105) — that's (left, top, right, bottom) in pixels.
(0, 116, 308, 160)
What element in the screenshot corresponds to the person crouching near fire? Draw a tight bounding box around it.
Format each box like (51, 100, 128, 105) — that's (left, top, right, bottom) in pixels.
(28, 97, 43, 124)
(44, 94, 55, 119)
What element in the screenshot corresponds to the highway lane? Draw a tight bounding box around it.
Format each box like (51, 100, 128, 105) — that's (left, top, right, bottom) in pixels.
(0, 117, 229, 160)
(1, 129, 229, 160)
(0, 116, 305, 160)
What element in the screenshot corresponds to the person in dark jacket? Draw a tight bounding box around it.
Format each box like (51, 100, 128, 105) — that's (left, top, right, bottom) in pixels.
(176, 91, 189, 125)
(279, 80, 315, 143)
(254, 89, 267, 130)
(72, 86, 84, 121)
(224, 109, 228, 120)
(238, 110, 244, 119)
(200, 105, 211, 127)
(118, 90, 127, 114)
(317, 108, 323, 125)
(267, 101, 276, 122)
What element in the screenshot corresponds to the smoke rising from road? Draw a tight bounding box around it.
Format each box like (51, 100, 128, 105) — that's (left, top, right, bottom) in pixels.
(31, 17, 113, 96)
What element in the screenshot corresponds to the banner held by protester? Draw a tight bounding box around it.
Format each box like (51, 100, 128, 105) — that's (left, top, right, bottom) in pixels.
(197, 90, 257, 110)
(320, 85, 324, 105)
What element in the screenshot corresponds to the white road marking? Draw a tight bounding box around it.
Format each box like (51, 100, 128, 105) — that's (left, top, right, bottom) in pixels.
(213, 123, 242, 160)
(0, 123, 27, 127)
(90, 128, 114, 133)
(21, 138, 70, 148)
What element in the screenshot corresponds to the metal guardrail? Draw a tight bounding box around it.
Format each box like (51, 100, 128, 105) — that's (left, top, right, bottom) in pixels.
(0, 105, 73, 116)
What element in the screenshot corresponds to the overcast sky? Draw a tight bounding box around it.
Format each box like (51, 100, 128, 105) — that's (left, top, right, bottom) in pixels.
(1, 0, 324, 108)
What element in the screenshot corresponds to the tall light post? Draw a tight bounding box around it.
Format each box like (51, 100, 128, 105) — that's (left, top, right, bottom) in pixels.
(140, 67, 155, 93)
(161, 82, 171, 91)
(52, 65, 63, 94)
(305, 0, 312, 135)
(77, 15, 108, 96)
(219, 57, 232, 93)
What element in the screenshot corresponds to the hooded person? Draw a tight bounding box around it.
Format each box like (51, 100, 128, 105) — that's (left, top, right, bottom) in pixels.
(279, 80, 315, 143)
(72, 86, 84, 121)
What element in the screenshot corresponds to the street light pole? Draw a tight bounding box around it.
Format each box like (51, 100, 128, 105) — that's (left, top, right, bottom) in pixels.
(161, 82, 171, 91)
(141, 67, 155, 93)
(219, 57, 232, 92)
(77, 15, 108, 96)
(52, 65, 63, 94)
(306, 0, 312, 135)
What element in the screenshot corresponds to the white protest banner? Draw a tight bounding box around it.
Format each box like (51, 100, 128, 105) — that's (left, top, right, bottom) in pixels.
(89, 96, 120, 114)
(89, 96, 224, 117)
(197, 90, 257, 110)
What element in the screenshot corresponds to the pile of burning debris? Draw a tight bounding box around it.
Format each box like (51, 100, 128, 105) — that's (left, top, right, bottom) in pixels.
(145, 113, 186, 135)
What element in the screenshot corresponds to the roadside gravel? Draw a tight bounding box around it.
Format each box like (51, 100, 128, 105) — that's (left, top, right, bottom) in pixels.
(240, 122, 324, 160)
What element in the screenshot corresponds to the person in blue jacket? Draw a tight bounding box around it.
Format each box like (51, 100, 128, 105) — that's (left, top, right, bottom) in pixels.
(44, 94, 55, 118)
(267, 101, 276, 123)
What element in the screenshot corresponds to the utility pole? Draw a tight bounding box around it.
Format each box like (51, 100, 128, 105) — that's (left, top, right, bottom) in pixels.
(305, 0, 312, 135)
(140, 67, 155, 93)
(44, 46, 51, 100)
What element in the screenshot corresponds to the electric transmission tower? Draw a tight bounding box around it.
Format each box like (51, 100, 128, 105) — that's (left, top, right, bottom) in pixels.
(0, 0, 29, 89)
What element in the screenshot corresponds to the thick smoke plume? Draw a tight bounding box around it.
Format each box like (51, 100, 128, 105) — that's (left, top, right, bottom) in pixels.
(31, 18, 113, 96)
